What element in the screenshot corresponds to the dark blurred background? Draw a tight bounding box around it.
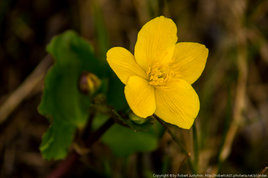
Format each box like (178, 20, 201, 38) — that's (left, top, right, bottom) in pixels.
(0, 0, 268, 177)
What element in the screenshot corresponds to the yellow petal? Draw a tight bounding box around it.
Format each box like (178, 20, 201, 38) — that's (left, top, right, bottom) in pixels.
(155, 79, 200, 129)
(171, 42, 208, 84)
(107, 47, 146, 84)
(134, 16, 177, 70)
(125, 76, 156, 118)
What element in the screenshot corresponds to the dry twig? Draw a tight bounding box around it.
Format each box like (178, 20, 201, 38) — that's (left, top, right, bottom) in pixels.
(0, 55, 52, 124)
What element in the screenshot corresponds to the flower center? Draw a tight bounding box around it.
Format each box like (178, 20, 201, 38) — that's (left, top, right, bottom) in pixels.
(147, 64, 171, 87)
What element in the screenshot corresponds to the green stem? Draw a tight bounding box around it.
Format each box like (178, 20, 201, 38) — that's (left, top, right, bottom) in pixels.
(192, 123, 199, 173)
(91, 103, 130, 128)
(153, 115, 194, 173)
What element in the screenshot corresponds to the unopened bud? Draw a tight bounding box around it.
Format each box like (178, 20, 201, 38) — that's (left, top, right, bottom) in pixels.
(79, 72, 101, 95)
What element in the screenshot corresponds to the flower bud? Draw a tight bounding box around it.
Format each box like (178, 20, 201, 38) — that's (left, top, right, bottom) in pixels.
(79, 72, 101, 95)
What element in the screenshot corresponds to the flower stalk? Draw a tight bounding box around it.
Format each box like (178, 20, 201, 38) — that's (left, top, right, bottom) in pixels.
(153, 115, 195, 173)
(192, 122, 199, 173)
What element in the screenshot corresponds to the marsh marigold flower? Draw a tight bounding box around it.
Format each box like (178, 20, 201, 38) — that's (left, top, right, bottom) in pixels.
(106, 16, 208, 129)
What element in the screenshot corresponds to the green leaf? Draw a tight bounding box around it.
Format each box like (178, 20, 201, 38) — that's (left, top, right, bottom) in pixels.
(39, 30, 102, 160)
(102, 124, 159, 157)
(40, 120, 76, 160)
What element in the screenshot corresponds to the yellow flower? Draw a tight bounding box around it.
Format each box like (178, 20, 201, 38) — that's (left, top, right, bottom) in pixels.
(106, 16, 208, 129)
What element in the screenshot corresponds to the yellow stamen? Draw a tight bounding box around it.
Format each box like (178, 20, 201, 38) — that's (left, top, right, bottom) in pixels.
(147, 64, 172, 87)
